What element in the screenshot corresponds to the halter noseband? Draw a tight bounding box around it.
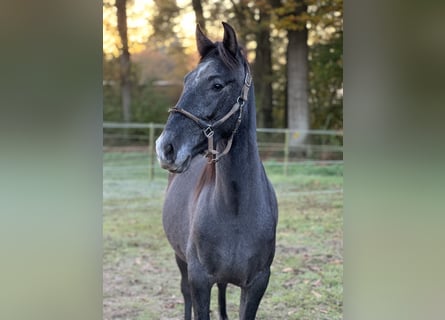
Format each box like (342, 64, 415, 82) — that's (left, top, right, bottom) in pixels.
(168, 69, 252, 164)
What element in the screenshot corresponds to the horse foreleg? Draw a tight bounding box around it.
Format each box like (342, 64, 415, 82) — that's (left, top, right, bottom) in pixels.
(239, 269, 271, 320)
(188, 262, 212, 320)
(175, 255, 192, 320)
(217, 283, 229, 320)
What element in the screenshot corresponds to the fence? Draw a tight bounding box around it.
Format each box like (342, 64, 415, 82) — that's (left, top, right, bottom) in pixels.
(103, 122, 343, 180)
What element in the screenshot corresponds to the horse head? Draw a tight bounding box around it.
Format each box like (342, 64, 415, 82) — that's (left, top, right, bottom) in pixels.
(156, 22, 250, 173)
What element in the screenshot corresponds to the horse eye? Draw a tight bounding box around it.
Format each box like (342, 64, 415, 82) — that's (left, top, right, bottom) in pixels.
(213, 83, 224, 91)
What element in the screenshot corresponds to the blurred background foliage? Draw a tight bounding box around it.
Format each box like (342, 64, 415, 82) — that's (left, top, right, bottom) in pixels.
(103, 0, 343, 132)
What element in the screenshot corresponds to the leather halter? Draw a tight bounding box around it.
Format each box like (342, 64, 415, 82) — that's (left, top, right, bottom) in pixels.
(168, 70, 252, 163)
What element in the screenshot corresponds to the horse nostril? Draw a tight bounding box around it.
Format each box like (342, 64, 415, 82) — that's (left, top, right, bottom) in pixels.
(164, 143, 175, 161)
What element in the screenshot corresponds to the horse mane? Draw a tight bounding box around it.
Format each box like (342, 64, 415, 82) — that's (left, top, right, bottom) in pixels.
(194, 162, 216, 201)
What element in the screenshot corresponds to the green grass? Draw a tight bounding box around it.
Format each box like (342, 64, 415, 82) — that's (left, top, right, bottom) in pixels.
(103, 152, 343, 320)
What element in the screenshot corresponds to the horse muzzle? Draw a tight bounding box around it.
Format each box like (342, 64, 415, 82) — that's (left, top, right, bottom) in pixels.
(156, 132, 192, 173)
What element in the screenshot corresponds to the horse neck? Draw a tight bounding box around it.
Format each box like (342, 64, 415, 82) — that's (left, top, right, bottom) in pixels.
(214, 86, 263, 203)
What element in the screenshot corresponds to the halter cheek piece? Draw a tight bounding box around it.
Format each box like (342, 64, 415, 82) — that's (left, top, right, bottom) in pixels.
(168, 70, 252, 164)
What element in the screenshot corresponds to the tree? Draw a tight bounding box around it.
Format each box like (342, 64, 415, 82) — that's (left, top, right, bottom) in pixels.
(116, 0, 132, 123)
(192, 0, 206, 33)
(151, 0, 180, 42)
(273, 0, 310, 147)
(103, 0, 343, 140)
(309, 31, 343, 131)
(273, 0, 343, 150)
(252, 4, 275, 129)
(286, 1, 309, 148)
(307, 0, 343, 131)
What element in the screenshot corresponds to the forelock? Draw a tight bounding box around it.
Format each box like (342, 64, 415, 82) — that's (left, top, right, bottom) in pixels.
(199, 42, 245, 71)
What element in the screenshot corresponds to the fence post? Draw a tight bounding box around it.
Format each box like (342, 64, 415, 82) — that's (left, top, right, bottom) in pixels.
(284, 129, 289, 175)
(149, 122, 155, 180)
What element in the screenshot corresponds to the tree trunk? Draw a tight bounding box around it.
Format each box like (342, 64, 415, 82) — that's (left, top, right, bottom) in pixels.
(286, 26, 309, 149)
(253, 11, 274, 129)
(116, 0, 131, 123)
(192, 0, 206, 32)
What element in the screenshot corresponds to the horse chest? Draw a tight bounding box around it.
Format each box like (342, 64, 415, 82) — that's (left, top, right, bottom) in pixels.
(189, 214, 273, 284)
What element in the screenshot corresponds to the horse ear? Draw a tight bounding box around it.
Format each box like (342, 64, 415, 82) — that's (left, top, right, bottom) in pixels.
(222, 22, 238, 57)
(196, 24, 214, 57)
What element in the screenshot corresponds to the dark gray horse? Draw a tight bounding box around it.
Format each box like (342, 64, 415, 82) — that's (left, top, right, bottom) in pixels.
(156, 22, 278, 320)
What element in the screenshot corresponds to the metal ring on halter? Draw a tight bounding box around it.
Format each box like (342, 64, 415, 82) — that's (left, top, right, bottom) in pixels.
(203, 126, 214, 138)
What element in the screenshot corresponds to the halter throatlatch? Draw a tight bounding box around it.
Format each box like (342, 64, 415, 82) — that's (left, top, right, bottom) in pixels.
(168, 70, 252, 164)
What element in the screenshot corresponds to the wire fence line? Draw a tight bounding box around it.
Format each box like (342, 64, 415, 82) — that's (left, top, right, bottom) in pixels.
(104, 121, 342, 134)
(103, 122, 344, 134)
(103, 122, 343, 188)
(103, 122, 165, 129)
(103, 121, 342, 157)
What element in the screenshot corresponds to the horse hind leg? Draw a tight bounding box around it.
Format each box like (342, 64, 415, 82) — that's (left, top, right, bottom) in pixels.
(175, 255, 192, 320)
(239, 269, 271, 320)
(217, 283, 229, 320)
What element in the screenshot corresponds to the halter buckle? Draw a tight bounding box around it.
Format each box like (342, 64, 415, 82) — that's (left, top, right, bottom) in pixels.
(203, 126, 214, 138)
(237, 96, 245, 106)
